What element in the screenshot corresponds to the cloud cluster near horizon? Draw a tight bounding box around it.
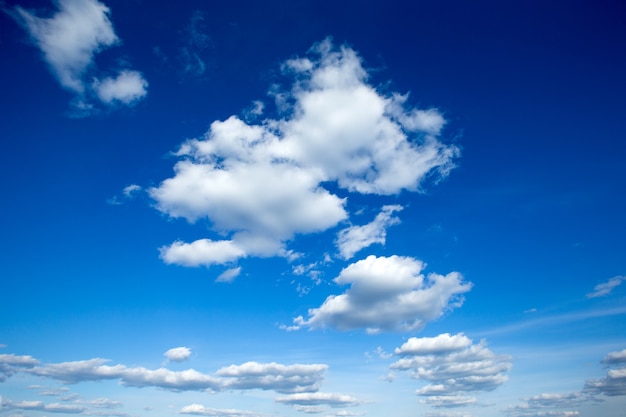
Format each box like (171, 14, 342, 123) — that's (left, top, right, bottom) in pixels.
(11, 0, 147, 114)
(150, 38, 458, 271)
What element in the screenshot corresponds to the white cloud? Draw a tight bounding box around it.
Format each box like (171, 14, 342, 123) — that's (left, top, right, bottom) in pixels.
(394, 333, 473, 356)
(180, 404, 259, 417)
(13, 0, 117, 93)
(0, 354, 39, 382)
(584, 367, 626, 396)
(216, 267, 241, 283)
(391, 334, 511, 407)
(289, 255, 471, 333)
(12, 0, 147, 110)
(4, 399, 86, 414)
(159, 239, 246, 267)
(336, 205, 402, 260)
(216, 361, 328, 393)
(275, 392, 363, 407)
(506, 391, 588, 417)
(164, 347, 192, 362)
(93, 70, 148, 105)
(150, 39, 458, 268)
(586, 276, 624, 298)
(601, 349, 626, 365)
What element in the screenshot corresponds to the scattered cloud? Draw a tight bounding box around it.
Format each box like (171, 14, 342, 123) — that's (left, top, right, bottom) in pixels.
(178, 11, 212, 78)
(2, 353, 328, 395)
(275, 392, 363, 407)
(288, 255, 471, 333)
(179, 404, 259, 417)
(93, 70, 148, 105)
(391, 333, 512, 408)
(336, 205, 402, 260)
(2, 399, 86, 414)
(586, 276, 624, 298)
(584, 350, 626, 396)
(216, 361, 327, 393)
(11, 0, 147, 112)
(600, 348, 626, 366)
(164, 347, 192, 362)
(506, 392, 586, 417)
(0, 354, 39, 382)
(216, 267, 241, 283)
(150, 39, 458, 269)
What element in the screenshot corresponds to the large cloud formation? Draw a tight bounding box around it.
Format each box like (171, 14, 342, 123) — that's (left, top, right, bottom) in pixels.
(12, 0, 147, 112)
(288, 255, 471, 333)
(150, 39, 458, 268)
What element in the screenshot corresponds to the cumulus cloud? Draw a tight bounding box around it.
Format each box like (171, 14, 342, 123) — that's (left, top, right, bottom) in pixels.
(275, 392, 363, 407)
(584, 347, 626, 397)
(586, 276, 624, 298)
(164, 347, 192, 362)
(601, 349, 626, 366)
(288, 255, 471, 333)
(336, 205, 402, 260)
(584, 367, 626, 396)
(216, 361, 327, 393)
(93, 70, 148, 105)
(391, 334, 512, 408)
(16, 356, 327, 395)
(0, 353, 39, 382)
(11, 0, 147, 111)
(150, 39, 458, 268)
(160, 239, 246, 267)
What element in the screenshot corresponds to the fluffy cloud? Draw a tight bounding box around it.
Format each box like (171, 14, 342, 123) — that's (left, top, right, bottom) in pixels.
(180, 404, 259, 417)
(584, 348, 626, 397)
(601, 348, 626, 365)
(289, 255, 471, 333)
(275, 392, 363, 407)
(14, 355, 327, 395)
(0, 353, 39, 382)
(336, 205, 402, 260)
(150, 39, 458, 268)
(164, 347, 192, 362)
(12, 0, 147, 110)
(93, 70, 148, 105)
(160, 239, 247, 267)
(216, 361, 327, 393)
(586, 276, 624, 298)
(391, 334, 512, 408)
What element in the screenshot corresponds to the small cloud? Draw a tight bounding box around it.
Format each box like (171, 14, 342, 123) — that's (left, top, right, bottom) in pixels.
(586, 276, 624, 298)
(216, 267, 241, 283)
(10, 0, 147, 113)
(164, 347, 192, 362)
(524, 308, 538, 314)
(93, 70, 148, 105)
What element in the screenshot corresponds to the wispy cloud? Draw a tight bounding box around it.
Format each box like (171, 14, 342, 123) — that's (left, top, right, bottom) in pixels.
(586, 276, 624, 298)
(336, 205, 403, 260)
(11, 0, 147, 113)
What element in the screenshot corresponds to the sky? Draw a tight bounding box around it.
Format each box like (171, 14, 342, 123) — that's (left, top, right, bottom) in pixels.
(1, 0, 625, 416)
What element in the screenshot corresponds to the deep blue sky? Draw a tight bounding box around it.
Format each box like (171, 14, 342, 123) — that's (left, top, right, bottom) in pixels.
(1, 1, 625, 417)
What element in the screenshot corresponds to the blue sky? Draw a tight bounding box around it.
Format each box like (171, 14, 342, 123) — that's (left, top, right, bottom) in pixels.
(1, 1, 625, 416)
